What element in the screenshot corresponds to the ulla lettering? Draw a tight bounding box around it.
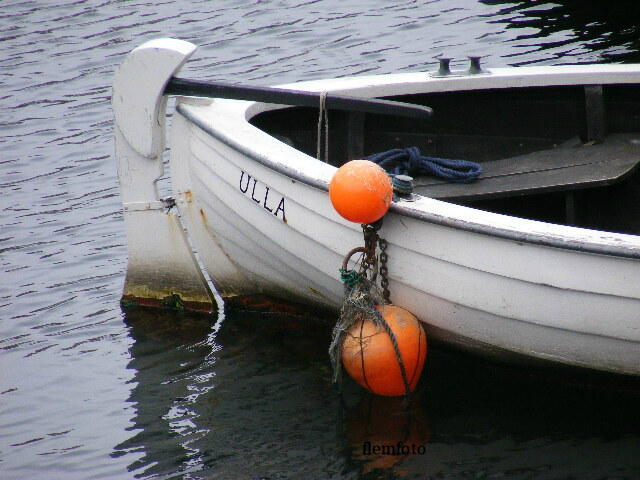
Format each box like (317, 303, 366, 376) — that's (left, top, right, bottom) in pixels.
(239, 170, 286, 222)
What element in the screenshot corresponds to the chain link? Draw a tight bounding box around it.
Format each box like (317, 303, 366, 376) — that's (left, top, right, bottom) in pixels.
(378, 238, 390, 304)
(361, 224, 379, 282)
(341, 222, 391, 302)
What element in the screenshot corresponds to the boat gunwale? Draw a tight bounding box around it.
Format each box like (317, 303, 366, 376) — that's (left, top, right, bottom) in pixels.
(174, 65, 640, 260)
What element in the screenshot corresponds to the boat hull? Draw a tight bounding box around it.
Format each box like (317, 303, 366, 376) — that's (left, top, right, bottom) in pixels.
(113, 39, 640, 376)
(170, 103, 640, 376)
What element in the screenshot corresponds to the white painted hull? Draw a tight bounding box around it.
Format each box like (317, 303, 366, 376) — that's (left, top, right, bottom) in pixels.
(170, 71, 640, 376)
(114, 39, 640, 375)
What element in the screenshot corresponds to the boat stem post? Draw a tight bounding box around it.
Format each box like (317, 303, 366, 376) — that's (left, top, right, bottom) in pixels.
(112, 38, 216, 313)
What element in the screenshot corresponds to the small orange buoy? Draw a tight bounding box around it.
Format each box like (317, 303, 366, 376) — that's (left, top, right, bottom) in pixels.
(341, 305, 427, 396)
(329, 160, 392, 224)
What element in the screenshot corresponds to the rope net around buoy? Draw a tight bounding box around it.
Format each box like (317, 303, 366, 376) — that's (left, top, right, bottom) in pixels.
(329, 275, 383, 384)
(329, 223, 412, 396)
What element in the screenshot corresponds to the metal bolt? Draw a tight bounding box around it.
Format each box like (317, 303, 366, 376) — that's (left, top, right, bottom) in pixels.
(392, 174, 414, 198)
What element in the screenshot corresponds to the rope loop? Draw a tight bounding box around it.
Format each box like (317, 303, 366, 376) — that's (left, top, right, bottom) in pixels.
(368, 146, 482, 183)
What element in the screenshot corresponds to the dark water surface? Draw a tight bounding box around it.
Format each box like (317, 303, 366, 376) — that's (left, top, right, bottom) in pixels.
(2, 1, 640, 479)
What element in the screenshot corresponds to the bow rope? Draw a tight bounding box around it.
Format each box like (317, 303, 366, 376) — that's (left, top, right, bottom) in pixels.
(368, 146, 482, 183)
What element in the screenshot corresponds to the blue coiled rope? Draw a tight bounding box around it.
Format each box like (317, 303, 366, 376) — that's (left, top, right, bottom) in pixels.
(367, 146, 482, 183)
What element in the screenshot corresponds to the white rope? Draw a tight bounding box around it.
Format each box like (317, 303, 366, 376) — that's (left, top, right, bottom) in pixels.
(316, 91, 329, 162)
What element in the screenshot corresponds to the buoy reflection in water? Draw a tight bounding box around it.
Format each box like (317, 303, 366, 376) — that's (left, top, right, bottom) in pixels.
(345, 394, 430, 475)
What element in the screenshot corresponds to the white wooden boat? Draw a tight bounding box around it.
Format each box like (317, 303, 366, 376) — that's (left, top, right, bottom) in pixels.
(113, 39, 640, 375)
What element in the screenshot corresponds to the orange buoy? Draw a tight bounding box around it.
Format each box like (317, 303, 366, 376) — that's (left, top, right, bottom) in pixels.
(329, 160, 392, 224)
(341, 304, 427, 396)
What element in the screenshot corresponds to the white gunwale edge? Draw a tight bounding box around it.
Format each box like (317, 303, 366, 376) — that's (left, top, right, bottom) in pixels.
(176, 64, 640, 260)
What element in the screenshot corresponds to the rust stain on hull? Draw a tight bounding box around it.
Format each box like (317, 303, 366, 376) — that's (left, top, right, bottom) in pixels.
(224, 294, 335, 322)
(121, 293, 216, 314)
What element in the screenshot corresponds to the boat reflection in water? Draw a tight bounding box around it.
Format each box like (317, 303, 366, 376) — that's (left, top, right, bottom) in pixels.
(481, 0, 640, 63)
(112, 307, 432, 478)
(111, 310, 219, 478)
(110, 305, 640, 478)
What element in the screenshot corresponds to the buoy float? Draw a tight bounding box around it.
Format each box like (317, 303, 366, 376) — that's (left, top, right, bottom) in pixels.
(329, 160, 393, 224)
(341, 304, 427, 396)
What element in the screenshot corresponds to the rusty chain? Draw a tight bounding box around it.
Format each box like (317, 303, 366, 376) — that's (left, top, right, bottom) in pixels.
(378, 237, 390, 304)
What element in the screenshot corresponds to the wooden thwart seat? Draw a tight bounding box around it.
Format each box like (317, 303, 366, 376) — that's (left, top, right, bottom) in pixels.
(414, 133, 640, 202)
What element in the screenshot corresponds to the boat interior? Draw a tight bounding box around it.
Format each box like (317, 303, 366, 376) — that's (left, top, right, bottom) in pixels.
(250, 84, 640, 235)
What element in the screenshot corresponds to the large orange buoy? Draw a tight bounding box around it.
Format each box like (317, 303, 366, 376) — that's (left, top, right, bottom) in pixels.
(341, 305, 427, 396)
(329, 160, 393, 224)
